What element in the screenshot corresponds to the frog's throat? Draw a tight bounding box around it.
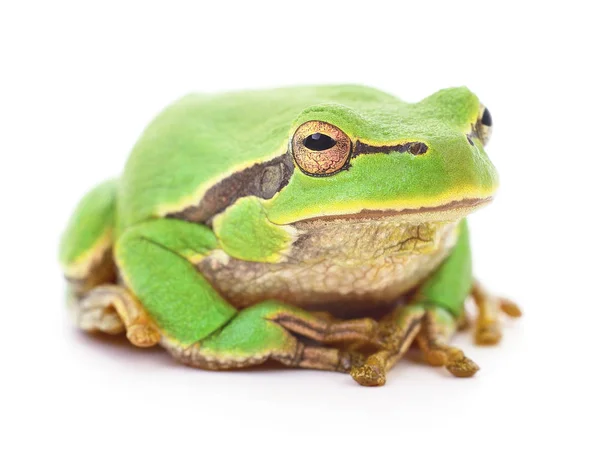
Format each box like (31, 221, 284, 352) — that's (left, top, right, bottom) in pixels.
(289, 197, 492, 225)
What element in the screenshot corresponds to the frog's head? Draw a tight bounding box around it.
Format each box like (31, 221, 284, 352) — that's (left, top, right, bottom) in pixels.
(263, 86, 497, 225)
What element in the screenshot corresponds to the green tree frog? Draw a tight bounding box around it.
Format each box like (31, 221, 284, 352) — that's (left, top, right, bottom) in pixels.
(59, 85, 520, 386)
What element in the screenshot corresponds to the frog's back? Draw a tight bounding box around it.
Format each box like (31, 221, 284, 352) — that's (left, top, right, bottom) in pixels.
(118, 85, 401, 230)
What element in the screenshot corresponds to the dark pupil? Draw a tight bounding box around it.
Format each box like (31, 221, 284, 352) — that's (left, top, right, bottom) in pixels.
(481, 108, 492, 127)
(303, 133, 336, 151)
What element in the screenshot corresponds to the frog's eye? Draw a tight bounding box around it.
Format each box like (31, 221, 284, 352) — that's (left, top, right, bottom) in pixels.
(476, 105, 493, 146)
(292, 121, 352, 176)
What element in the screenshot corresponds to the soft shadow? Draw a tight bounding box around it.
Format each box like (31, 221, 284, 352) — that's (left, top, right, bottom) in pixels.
(67, 326, 177, 368)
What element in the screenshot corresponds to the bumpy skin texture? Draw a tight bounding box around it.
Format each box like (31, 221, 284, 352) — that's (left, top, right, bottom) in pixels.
(60, 85, 519, 386)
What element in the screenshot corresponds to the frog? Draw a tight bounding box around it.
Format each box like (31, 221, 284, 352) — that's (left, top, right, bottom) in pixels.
(59, 85, 521, 386)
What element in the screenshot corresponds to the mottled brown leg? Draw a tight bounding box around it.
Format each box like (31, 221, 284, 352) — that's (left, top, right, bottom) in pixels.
(472, 280, 522, 345)
(275, 312, 379, 346)
(76, 284, 161, 347)
(416, 308, 479, 377)
(283, 344, 365, 373)
(350, 306, 425, 386)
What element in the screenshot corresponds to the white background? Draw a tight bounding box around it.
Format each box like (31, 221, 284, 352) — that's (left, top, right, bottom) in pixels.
(1, 1, 599, 452)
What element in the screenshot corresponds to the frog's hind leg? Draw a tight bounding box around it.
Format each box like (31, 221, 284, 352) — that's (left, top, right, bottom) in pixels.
(162, 301, 371, 373)
(60, 180, 118, 296)
(115, 219, 378, 374)
(60, 180, 161, 347)
(65, 244, 123, 336)
(75, 284, 161, 347)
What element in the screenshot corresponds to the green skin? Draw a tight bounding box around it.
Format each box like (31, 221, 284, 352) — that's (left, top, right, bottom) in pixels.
(60, 85, 505, 385)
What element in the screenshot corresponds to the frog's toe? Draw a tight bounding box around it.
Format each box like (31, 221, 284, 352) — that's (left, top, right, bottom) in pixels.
(349, 306, 425, 386)
(350, 355, 387, 387)
(338, 351, 366, 373)
(417, 308, 480, 377)
(74, 284, 161, 347)
(471, 281, 522, 346)
(500, 298, 523, 318)
(126, 324, 162, 348)
(77, 288, 125, 334)
(446, 353, 480, 378)
(475, 325, 502, 345)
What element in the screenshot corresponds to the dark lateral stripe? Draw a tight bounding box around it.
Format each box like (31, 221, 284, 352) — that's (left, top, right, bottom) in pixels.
(167, 152, 294, 224)
(354, 140, 428, 157)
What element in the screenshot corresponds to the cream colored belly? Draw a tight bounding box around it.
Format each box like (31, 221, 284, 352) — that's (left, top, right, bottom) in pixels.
(198, 219, 459, 314)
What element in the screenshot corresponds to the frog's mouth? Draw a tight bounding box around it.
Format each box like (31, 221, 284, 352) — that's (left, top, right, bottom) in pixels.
(292, 197, 492, 225)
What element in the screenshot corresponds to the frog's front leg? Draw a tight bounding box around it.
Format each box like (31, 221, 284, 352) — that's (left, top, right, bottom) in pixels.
(349, 304, 479, 386)
(351, 219, 520, 386)
(115, 218, 376, 373)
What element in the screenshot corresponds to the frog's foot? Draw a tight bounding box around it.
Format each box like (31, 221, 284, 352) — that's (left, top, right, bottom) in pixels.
(350, 306, 424, 386)
(75, 285, 161, 347)
(162, 301, 371, 373)
(416, 308, 480, 377)
(75, 286, 124, 335)
(471, 280, 522, 345)
(350, 305, 480, 386)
